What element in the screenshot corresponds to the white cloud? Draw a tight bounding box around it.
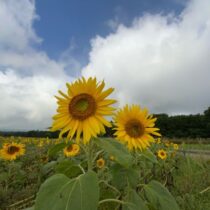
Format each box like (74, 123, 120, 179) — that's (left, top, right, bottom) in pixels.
(82, 0, 210, 115)
(0, 0, 73, 130)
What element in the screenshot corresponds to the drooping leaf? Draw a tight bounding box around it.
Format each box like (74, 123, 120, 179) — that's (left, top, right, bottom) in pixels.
(144, 180, 180, 210)
(48, 143, 66, 157)
(95, 138, 132, 167)
(35, 171, 99, 210)
(123, 190, 149, 210)
(141, 149, 158, 163)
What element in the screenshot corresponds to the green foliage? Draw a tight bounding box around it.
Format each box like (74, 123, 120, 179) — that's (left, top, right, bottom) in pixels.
(144, 180, 180, 210)
(123, 190, 149, 210)
(55, 159, 82, 178)
(110, 163, 139, 189)
(48, 142, 66, 157)
(35, 171, 99, 210)
(95, 137, 133, 167)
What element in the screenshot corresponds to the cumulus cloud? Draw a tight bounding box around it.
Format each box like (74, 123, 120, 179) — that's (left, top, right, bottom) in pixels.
(82, 0, 210, 115)
(0, 0, 73, 130)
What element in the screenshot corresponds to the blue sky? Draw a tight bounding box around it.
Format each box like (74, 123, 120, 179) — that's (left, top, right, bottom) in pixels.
(34, 0, 184, 62)
(1, 0, 210, 130)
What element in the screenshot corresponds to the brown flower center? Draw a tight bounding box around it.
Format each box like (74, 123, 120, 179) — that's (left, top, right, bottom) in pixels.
(7, 146, 20, 155)
(69, 93, 96, 120)
(125, 119, 145, 138)
(66, 145, 73, 152)
(161, 152, 165, 156)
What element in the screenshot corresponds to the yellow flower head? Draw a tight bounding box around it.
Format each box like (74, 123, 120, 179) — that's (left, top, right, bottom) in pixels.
(156, 138, 161, 144)
(97, 158, 105, 169)
(0, 142, 25, 161)
(109, 155, 115, 161)
(63, 144, 80, 157)
(51, 77, 116, 144)
(114, 105, 161, 150)
(173, 143, 179, 150)
(164, 140, 170, 147)
(157, 149, 167, 160)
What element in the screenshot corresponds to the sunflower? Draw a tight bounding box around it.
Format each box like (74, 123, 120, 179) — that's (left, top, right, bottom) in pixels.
(157, 149, 167, 160)
(173, 143, 179, 150)
(51, 77, 116, 144)
(96, 158, 105, 169)
(0, 142, 25, 161)
(114, 105, 161, 150)
(156, 138, 161, 144)
(64, 144, 80, 157)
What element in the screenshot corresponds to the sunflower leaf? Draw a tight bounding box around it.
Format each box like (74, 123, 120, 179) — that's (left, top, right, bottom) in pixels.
(143, 180, 180, 210)
(141, 149, 158, 163)
(48, 142, 66, 157)
(95, 137, 132, 168)
(35, 171, 99, 210)
(122, 189, 149, 210)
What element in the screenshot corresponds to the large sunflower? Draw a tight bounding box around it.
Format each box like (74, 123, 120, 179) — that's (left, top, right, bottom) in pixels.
(0, 142, 25, 161)
(114, 105, 161, 150)
(51, 77, 116, 144)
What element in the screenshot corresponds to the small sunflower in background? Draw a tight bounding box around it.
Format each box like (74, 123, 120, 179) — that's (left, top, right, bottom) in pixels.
(164, 140, 170, 147)
(109, 155, 115, 161)
(51, 77, 116, 144)
(173, 143, 179, 150)
(114, 105, 161, 150)
(96, 158, 105, 169)
(64, 144, 80, 157)
(157, 149, 167, 160)
(0, 142, 25, 161)
(156, 138, 161, 144)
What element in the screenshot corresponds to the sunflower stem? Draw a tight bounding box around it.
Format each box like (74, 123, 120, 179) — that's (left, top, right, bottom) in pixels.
(98, 198, 126, 205)
(87, 140, 93, 171)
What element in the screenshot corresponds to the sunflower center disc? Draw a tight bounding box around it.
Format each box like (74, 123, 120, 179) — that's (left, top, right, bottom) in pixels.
(8, 146, 19, 155)
(66, 145, 73, 152)
(125, 119, 145, 138)
(69, 93, 96, 120)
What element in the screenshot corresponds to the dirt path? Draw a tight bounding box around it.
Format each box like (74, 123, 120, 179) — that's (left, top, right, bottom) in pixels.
(178, 149, 210, 160)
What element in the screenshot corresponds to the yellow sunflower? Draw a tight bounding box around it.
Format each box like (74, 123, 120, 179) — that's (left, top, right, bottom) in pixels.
(157, 149, 167, 160)
(0, 142, 25, 161)
(51, 77, 116, 144)
(64, 144, 80, 157)
(173, 143, 179, 150)
(96, 158, 105, 169)
(114, 105, 161, 150)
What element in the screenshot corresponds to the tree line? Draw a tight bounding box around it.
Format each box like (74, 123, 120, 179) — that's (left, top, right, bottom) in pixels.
(1, 107, 210, 139)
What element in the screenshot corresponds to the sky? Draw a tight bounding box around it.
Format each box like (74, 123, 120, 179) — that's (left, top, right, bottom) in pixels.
(0, 0, 210, 130)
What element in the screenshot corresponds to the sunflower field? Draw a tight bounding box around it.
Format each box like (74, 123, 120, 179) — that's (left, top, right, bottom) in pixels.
(0, 77, 210, 210)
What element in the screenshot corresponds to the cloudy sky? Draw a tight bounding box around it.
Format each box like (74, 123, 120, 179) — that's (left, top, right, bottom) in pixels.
(0, 0, 210, 131)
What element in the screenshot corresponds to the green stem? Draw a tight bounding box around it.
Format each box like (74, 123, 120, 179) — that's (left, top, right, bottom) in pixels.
(98, 199, 125, 205)
(99, 180, 121, 195)
(78, 164, 85, 174)
(87, 141, 93, 171)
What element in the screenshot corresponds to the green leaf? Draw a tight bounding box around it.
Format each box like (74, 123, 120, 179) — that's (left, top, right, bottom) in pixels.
(35, 171, 99, 210)
(95, 138, 132, 167)
(41, 161, 57, 175)
(141, 149, 158, 163)
(123, 190, 149, 210)
(48, 143, 66, 157)
(110, 163, 139, 190)
(55, 160, 82, 178)
(144, 180, 180, 210)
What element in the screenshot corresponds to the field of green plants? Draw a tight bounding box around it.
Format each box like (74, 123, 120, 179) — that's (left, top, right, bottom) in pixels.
(0, 136, 210, 210)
